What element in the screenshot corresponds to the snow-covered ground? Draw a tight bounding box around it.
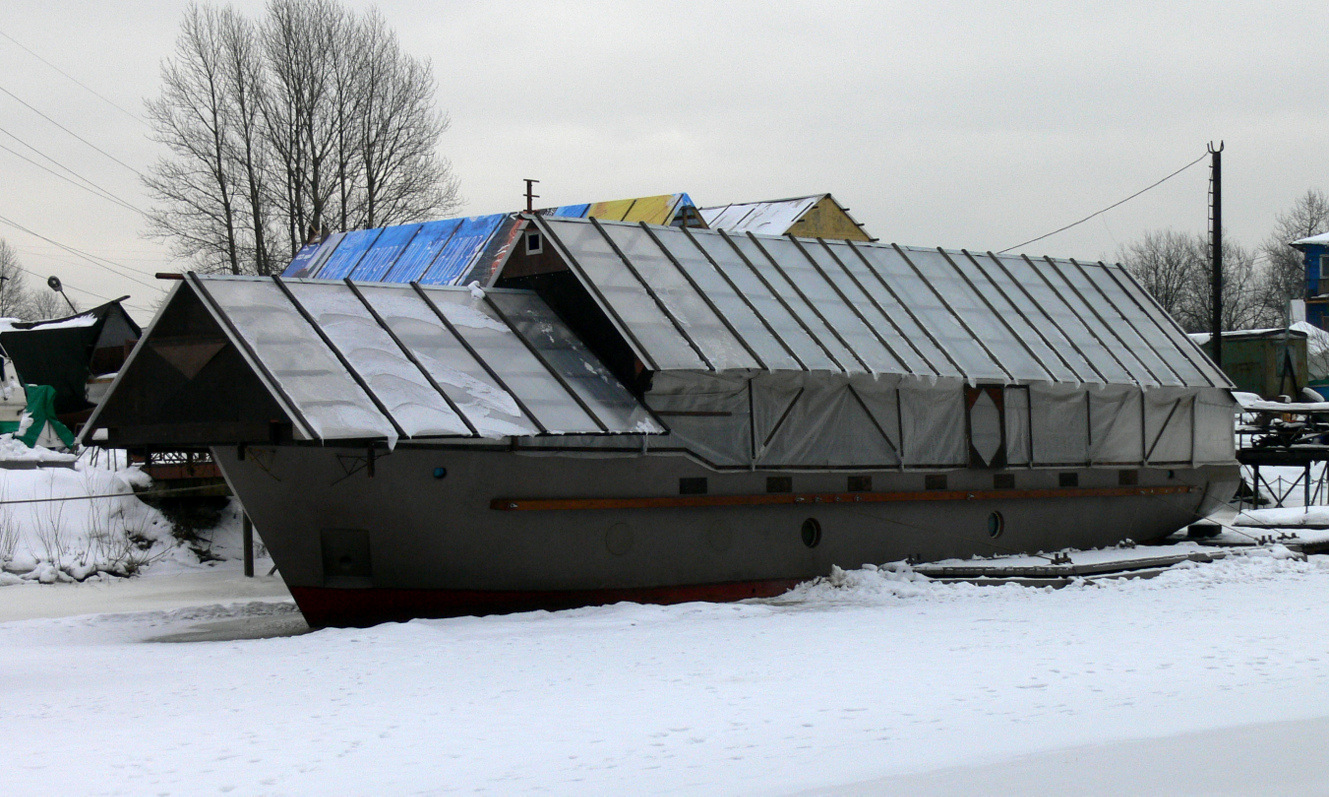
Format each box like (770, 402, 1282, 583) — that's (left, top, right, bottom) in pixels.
(6, 549, 1329, 795)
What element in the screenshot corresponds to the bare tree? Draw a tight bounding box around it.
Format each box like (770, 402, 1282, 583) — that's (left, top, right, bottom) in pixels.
(1118, 229, 1269, 333)
(0, 240, 29, 318)
(1257, 189, 1329, 318)
(21, 289, 65, 322)
(143, 0, 461, 276)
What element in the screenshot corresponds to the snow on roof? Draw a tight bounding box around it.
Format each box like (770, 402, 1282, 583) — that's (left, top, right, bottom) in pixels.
(1188, 328, 1310, 345)
(698, 195, 823, 235)
(1292, 231, 1329, 247)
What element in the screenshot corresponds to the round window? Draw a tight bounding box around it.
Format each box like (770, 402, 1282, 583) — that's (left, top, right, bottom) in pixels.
(801, 518, 822, 548)
(987, 511, 1004, 539)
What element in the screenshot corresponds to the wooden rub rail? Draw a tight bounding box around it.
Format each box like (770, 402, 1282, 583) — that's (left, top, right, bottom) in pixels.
(490, 485, 1194, 512)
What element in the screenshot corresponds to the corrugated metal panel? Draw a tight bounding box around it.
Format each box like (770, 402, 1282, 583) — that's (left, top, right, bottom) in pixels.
(188, 275, 665, 442)
(417, 214, 510, 285)
(531, 216, 1228, 389)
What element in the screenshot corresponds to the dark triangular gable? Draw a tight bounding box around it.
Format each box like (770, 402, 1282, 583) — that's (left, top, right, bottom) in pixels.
(84, 283, 296, 449)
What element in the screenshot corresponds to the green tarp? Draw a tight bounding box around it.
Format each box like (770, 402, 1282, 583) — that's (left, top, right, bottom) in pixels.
(0, 384, 76, 449)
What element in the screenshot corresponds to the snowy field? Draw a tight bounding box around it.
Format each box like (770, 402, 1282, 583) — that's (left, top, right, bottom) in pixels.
(6, 549, 1329, 795)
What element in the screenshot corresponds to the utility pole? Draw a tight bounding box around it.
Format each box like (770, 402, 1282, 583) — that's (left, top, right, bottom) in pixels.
(1208, 141, 1224, 369)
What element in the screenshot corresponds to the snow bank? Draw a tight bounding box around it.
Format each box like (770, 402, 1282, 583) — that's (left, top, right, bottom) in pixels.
(0, 442, 186, 583)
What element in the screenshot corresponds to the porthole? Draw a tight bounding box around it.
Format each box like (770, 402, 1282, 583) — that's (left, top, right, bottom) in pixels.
(987, 511, 1005, 539)
(801, 518, 822, 548)
(432, 467, 448, 479)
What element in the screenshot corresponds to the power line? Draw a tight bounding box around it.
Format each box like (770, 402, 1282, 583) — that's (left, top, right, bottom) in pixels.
(0, 123, 146, 213)
(0, 140, 144, 216)
(0, 82, 145, 178)
(0, 212, 161, 291)
(998, 152, 1209, 255)
(0, 29, 146, 126)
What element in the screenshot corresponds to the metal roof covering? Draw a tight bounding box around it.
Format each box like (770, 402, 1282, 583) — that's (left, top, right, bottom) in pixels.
(544, 193, 697, 226)
(283, 213, 520, 287)
(281, 195, 700, 286)
(531, 215, 1230, 389)
(698, 195, 822, 235)
(159, 274, 663, 446)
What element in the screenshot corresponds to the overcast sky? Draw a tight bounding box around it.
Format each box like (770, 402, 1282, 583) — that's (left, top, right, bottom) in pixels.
(1, 0, 1323, 319)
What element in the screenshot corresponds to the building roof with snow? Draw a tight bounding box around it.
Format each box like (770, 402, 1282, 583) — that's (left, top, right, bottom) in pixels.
(699, 194, 873, 241)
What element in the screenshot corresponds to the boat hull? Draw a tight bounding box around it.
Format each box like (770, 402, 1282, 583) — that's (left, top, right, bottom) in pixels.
(214, 445, 1239, 627)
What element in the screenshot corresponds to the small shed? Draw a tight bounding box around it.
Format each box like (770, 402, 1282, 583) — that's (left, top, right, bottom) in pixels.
(1189, 328, 1308, 399)
(0, 298, 140, 422)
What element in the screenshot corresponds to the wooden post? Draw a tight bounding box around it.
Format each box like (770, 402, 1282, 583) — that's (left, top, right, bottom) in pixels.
(242, 512, 254, 578)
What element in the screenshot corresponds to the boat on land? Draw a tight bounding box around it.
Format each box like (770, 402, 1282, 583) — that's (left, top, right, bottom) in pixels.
(82, 214, 1239, 626)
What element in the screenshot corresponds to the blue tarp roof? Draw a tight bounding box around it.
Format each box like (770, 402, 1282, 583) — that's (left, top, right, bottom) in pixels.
(280, 194, 700, 285)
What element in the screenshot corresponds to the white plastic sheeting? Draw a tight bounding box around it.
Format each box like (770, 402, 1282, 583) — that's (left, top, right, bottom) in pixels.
(535, 216, 1227, 389)
(640, 373, 1234, 470)
(698, 196, 821, 236)
(191, 276, 664, 443)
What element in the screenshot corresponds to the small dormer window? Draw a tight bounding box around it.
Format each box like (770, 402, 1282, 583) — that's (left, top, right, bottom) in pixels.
(526, 231, 542, 255)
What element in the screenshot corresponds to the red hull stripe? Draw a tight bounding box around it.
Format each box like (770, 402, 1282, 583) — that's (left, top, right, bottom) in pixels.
(289, 579, 806, 628)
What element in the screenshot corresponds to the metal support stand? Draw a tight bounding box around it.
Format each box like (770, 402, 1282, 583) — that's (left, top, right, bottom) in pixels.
(243, 512, 254, 578)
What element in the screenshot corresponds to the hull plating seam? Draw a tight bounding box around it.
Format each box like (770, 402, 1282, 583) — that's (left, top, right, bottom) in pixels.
(491, 484, 1195, 511)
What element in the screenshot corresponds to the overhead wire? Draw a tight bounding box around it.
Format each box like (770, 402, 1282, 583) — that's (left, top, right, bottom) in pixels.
(998, 152, 1210, 255)
(0, 140, 144, 216)
(0, 83, 146, 178)
(0, 28, 146, 126)
(0, 211, 163, 296)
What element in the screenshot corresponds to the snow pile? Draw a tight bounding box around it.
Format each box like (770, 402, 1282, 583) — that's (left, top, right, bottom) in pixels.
(0, 444, 184, 584)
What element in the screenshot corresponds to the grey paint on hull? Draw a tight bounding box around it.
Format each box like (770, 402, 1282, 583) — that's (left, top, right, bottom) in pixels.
(216, 445, 1238, 595)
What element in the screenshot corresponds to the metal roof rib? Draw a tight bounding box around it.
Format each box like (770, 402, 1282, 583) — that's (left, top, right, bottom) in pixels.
(965, 250, 1091, 383)
(271, 275, 408, 440)
(846, 240, 968, 379)
(816, 239, 941, 377)
(1059, 257, 1165, 385)
(533, 216, 661, 372)
(589, 217, 715, 371)
(409, 282, 550, 435)
(749, 234, 872, 373)
(639, 222, 767, 370)
(1068, 258, 1186, 386)
(481, 293, 611, 434)
(1020, 254, 1137, 384)
(680, 225, 807, 370)
(717, 229, 848, 373)
(893, 245, 1013, 381)
(185, 274, 319, 442)
(788, 235, 909, 374)
(342, 278, 481, 438)
(1098, 262, 1230, 388)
